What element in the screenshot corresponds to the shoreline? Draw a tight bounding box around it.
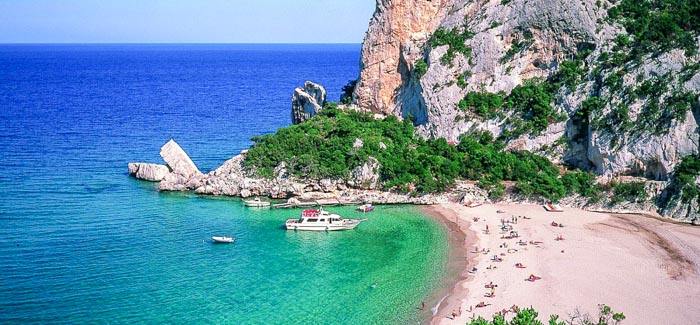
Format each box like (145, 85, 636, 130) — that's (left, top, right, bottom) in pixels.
(421, 202, 700, 324)
(418, 204, 477, 324)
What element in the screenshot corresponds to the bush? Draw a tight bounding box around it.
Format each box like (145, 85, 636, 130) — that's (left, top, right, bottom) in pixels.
(608, 0, 700, 57)
(428, 27, 474, 65)
(460, 91, 506, 119)
(458, 80, 565, 139)
(610, 181, 647, 204)
(672, 155, 700, 203)
(340, 80, 356, 105)
(414, 59, 428, 79)
(468, 304, 625, 325)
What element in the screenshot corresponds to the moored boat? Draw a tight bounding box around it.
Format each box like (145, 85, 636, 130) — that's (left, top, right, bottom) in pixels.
(211, 236, 235, 243)
(285, 207, 366, 231)
(244, 197, 270, 207)
(357, 203, 375, 212)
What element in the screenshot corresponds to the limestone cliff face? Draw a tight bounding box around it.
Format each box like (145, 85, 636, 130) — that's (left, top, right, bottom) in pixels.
(355, 0, 607, 138)
(353, 0, 700, 220)
(353, 0, 451, 115)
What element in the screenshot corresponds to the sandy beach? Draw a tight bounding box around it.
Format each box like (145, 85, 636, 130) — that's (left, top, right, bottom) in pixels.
(424, 203, 700, 324)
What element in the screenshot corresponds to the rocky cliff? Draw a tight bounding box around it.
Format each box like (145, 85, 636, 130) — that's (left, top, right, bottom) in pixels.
(351, 0, 700, 221)
(353, 0, 450, 115)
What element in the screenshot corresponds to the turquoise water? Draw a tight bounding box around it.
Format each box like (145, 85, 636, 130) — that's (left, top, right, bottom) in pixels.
(0, 44, 450, 323)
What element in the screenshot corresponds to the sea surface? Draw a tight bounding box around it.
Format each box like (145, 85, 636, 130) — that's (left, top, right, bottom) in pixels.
(0, 44, 450, 324)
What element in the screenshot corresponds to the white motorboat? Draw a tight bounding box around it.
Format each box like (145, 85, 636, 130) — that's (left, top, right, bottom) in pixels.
(244, 197, 270, 207)
(211, 236, 235, 243)
(357, 203, 375, 212)
(285, 207, 366, 231)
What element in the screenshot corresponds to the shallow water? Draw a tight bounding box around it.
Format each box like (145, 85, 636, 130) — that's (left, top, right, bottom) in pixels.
(0, 44, 449, 323)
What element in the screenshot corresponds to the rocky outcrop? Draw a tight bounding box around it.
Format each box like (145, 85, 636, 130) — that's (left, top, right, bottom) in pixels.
(291, 81, 326, 124)
(349, 157, 380, 190)
(155, 139, 203, 191)
(128, 162, 170, 182)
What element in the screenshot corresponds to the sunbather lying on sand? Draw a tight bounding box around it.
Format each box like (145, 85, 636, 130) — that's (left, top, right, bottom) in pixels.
(515, 263, 526, 268)
(475, 301, 490, 308)
(551, 221, 558, 227)
(529, 240, 543, 245)
(555, 235, 565, 241)
(484, 282, 497, 288)
(526, 274, 542, 281)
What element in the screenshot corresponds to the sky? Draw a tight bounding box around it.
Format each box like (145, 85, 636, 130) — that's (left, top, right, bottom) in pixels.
(0, 0, 376, 43)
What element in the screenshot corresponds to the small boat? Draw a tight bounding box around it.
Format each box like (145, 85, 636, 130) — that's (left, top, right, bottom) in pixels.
(211, 236, 235, 243)
(285, 207, 366, 231)
(464, 200, 483, 208)
(244, 197, 270, 207)
(357, 203, 375, 212)
(543, 203, 563, 212)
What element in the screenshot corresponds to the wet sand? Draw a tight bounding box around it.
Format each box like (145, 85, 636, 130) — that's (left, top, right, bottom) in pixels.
(418, 204, 477, 324)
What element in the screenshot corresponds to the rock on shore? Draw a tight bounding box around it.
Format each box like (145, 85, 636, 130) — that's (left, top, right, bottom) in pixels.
(128, 162, 170, 182)
(291, 81, 326, 124)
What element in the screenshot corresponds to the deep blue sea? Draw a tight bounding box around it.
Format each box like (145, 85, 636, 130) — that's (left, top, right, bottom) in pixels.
(0, 44, 449, 324)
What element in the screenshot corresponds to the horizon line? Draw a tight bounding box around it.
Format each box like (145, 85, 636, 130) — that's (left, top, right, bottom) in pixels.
(0, 42, 362, 45)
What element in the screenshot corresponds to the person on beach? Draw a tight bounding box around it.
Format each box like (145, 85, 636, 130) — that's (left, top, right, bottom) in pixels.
(484, 287, 495, 297)
(527, 274, 541, 281)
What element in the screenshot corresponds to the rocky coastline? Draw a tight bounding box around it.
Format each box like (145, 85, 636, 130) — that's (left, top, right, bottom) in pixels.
(129, 138, 699, 225)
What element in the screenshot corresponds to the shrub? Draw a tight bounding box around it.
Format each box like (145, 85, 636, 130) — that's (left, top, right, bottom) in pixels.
(414, 59, 428, 79)
(610, 181, 647, 204)
(672, 155, 700, 203)
(608, 0, 700, 57)
(469, 304, 625, 325)
(428, 27, 474, 65)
